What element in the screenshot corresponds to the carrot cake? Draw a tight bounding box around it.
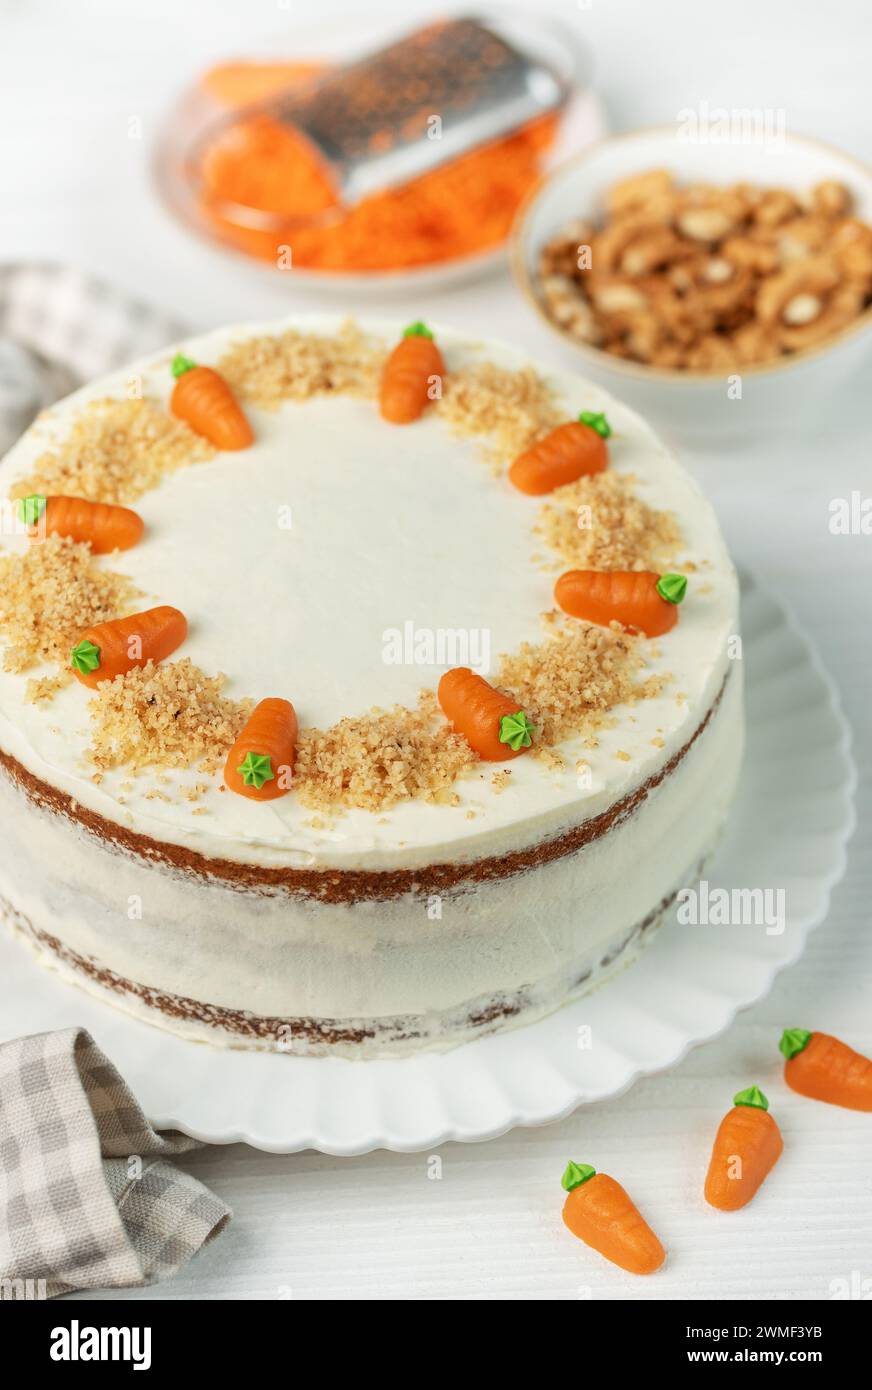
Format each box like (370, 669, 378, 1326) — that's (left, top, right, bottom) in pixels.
(0, 315, 743, 1057)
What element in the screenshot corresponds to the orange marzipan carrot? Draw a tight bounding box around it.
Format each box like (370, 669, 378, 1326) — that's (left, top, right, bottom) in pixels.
(22, 494, 144, 553)
(780, 1029, 872, 1111)
(704, 1086, 784, 1211)
(437, 667, 533, 762)
(561, 1163, 665, 1275)
(379, 321, 445, 424)
(170, 353, 254, 450)
(509, 413, 609, 496)
(224, 697, 299, 801)
(70, 606, 188, 689)
(554, 569, 687, 637)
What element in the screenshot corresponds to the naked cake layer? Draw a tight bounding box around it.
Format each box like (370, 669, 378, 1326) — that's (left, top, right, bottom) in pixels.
(0, 317, 743, 1055)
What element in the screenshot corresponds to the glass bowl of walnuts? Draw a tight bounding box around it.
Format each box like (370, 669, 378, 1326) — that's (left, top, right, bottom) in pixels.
(512, 126, 872, 442)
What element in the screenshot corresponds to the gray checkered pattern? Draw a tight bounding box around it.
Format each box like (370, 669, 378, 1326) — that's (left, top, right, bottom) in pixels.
(0, 1029, 231, 1298)
(0, 262, 188, 454)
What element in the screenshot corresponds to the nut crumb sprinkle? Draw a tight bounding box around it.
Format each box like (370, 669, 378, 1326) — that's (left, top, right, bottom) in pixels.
(25, 672, 71, 704)
(0, 534, 140, 683)
(218, 320, 383, 409)
(536, 471, 682, 573)
(497, 625, 650, 747)
(437, 360, 563, 467)
(86, 659, 252, 774)
(9, 398, 213, 506)
(294, 691, 474, 813)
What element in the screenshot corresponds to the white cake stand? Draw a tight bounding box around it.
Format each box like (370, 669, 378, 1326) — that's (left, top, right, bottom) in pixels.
(0, 571, 855, 1154)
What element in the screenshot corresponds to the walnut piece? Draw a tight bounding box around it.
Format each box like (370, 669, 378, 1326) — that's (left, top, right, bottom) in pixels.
(535, 172, 871, 370)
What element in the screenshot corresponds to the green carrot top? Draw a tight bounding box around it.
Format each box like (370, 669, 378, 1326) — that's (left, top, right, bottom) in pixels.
(237, 751, 275, 790)
(70, 639, 101, 675)
(402, 321, 433, 339)
(171, 353, 198, 379)
(561, 1161, 597, 1192)
(499, 710, 535, 751)
(733, 1085, 769, 1111)
(656, 573, 688, 605)
(18, 494, 47, 526)
(578, 410, 611, 439)
(779, 1028, 813, 1060)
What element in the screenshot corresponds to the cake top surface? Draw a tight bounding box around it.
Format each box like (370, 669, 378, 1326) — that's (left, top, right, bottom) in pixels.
(0, 315, 738, 871)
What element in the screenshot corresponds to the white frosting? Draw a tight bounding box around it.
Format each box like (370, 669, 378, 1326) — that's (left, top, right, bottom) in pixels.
(0, 316, 739, 874)
(0, 672, 744, 1056)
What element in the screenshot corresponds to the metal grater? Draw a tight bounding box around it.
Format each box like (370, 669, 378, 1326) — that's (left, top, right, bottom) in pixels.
(227, 16, 576, 206)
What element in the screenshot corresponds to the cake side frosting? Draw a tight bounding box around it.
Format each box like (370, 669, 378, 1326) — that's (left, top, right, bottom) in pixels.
(0, 669, 743, 1053)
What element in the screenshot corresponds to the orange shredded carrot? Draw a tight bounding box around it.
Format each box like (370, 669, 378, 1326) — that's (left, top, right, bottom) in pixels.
(199, 61, 325, 108)
(195, 61, 557, 272)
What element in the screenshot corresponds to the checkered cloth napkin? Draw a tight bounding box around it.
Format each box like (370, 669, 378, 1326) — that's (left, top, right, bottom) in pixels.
(0, 261, 188, 455)
(0, 1028, 231, 1298)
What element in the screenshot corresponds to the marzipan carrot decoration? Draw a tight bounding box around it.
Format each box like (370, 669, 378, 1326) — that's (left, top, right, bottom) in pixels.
(780, 1028, 872, 1111)
(437, 667, 534, 762)
(561, 1162, 665, 1275)
(170, 353, 254, 450)
(224, 698, 299, 800)
(508, 410, 610, 495)
(555, 570, 687, 637)
(379, 321, 446, 424)
(704, 1086, 784, 1211)
(19, 494, 143, 553)
(70, 606, 188, 689)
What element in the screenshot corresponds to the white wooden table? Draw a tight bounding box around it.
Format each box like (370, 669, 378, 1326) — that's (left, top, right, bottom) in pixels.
(2, 0, 870, 1300)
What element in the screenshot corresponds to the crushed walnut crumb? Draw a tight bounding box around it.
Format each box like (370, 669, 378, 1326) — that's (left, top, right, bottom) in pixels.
(437, 361, 563, 469)
(180, 780, 212, 804)
(535, 471, 682, 572)
(537, 746, 566, 772)
(86, 659, 252, 774)
(218, 320, 383, 409)
(0, 534, 140, 683)
(9, 398, 213, 506)
(497, 626, 652, 747)
(294, 691, 474, 813)
(25, 671, 72, 704)
(491, 769, 512, 792)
